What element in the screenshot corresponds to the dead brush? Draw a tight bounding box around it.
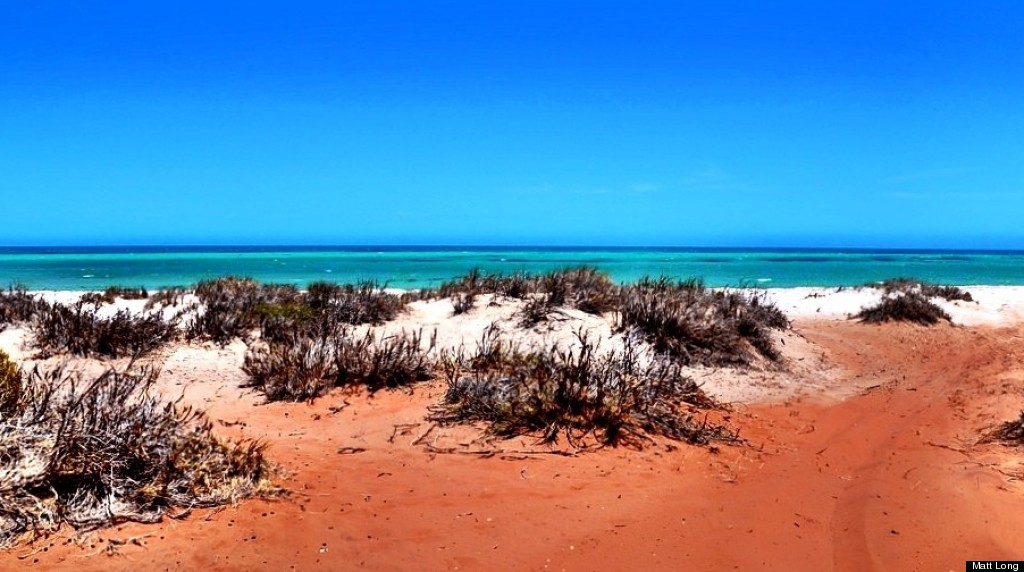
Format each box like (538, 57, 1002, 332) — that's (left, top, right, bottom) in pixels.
(243, 335, 337, 402)
(410, 267, 617, 318)
(557, 266, 620, 315)
(433, 267, 485, 300)
(243, 328, 435, 401)
(981, 412, 1024, 445)
(517, 293, 562, 327)
(0, 285, 47, 331)
(0, 362, 271, 546)
(428, 269, 536, 301)
(489, 271, 534, 299)
(855, 292, 951, 325)
(255, 281, 405, 342)
(80, 286, 150, 306)
(335, 329, 435, 391)
(451, 291, 476, 315)
(144, 287, 188, 310)
(0, 350, 20, 415)
(430, 331, 731, 448)
(253, 302, 319, 343)
(869, 278, 974, 302)
(32, 302, 179, 358)
(618, 277, 789, 366)
(187, 277, 302, 344)
(539, 266, 620, 314)
(309, 280, 404, 326)
(515, 267, 620, 326)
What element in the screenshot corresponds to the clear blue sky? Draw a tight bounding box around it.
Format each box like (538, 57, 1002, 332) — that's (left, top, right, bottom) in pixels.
(2, 2, 1023, 248)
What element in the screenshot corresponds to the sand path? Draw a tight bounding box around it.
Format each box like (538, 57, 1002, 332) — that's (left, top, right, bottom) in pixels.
(560, 321, 1024, 571)
(5, 320, 1024, 571)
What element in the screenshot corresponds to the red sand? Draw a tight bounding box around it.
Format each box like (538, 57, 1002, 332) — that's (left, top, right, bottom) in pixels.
(6, 320, 1024, 571)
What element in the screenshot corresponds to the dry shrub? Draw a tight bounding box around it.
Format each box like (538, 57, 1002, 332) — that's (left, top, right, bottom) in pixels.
(242, 335, 336, 402)
(451, 292, 476, 315)
(515, 268, 619, 327)
(411, 267, 617, 315)
(0, 363, 271, 545)
(253, 302, 319, 343)
(190, 278, 404, 344)
(431, 267, 486, 300)
(430, 331, 731, 448)
(0, 350, 20, 415)
(870, 278, 973, 302)
(618, 277, 788, 365)
(81, 286, 150, 306)
(255, 281, 404, 343)
(306, 280, 404, 326)
(982, 412, 1024, 445)
(145, 287, 188, 310)
(187, 277, 301, 344)
(78, 292, 107, 305)
(243, 328, 434, 402)
(489, 271, 534, 300)
(856, 292, 951, 325)
(334, 329, 434, 391)
(517, 294, 559, 327)
(540, 266, 620, 314)
(926, 284, 974, 302)
(106, 286, 149, 300)
(0, 286, 46, 331)
(32, 302, 179, 358)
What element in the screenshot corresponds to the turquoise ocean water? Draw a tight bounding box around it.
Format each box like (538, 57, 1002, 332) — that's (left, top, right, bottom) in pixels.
(1, 247, 1023, 291)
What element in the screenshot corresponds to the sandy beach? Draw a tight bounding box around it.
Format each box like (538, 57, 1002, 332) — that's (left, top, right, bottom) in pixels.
(3, 285, 1024, 570)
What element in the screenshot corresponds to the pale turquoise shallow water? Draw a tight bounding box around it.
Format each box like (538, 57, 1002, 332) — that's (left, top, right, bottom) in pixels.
(1, 247, 1023, 290)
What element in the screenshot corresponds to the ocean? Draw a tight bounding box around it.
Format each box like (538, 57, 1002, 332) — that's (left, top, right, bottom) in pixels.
(1, 246, 1023, 291)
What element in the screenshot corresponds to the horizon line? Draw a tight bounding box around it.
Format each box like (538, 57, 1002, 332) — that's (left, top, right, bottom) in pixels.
(3, 244, 1024, 254)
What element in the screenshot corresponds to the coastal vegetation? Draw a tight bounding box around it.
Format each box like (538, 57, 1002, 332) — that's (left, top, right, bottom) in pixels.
(239, 267, 787, 398)
(242, 328, 434, 401)
(430, 330, 731, 448)
(32, 301, 179, 358)
(0, 286, 47, 332)
(0, 351, 19, 414)
(187, 277, 303, 344)
(856, 277, 969, 325)
(405, 267, 787, 366)
(618, 277, 789, 365)
(80, 286, 149, 305)
(856, 292, 951, 325)
(2, 270, 787, 433)
(867, 278, 974, 302)
(407, 266, 620, 318)
(144, 287, 189, 310)
(188, 277, 403, 344)
(1, 269, 787, 454)
(5, 268, 1014, 554)
(0, 358, 271, 546)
